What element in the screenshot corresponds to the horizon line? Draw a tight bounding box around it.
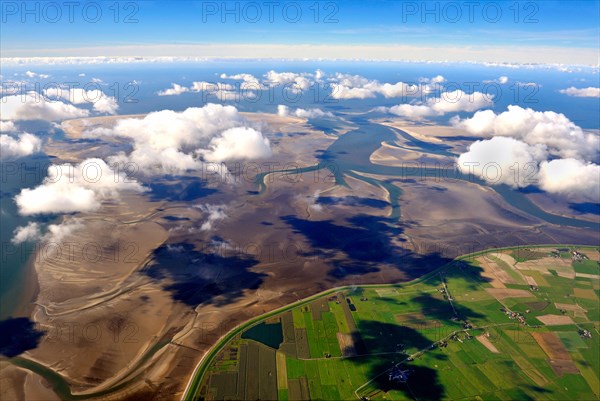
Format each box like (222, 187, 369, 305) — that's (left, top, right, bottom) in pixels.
(1, 43, 598, 66)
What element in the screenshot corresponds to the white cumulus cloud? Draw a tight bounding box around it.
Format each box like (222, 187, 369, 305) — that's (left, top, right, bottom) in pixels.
(454, 105, 600, 201)
(44, 87, 119, 114)
(157, 81, 251, 100)
(200, 127, 272, 162)
(1, 133, 42, 159)
(538, 159, 600, 201)
(0, 92, 89, 121)
(15, 158, 145, 215)
(265, 70, 313, 91)
(277, 105, 333, 118)
(195, 204, 228, 231)
(451, 105, 599, 160)
(11, 222, 42, 244)
(44, 218, 84, 242)
(157, 83, 190, 96)
(484, 76, 509, 84)
(330, 73, 443, 100)
(419, 75, 446, 84)
(457, 136, 548, 187)
(24, 71, 49, 79)
(384, 104, 436, 120)
(0, 121, 17, 132)
(85, 104, 272, 173)
(12, 218, 84, 244)
(220, 73, 263, 90)
(382, 90, 493, 120)
(559, 87, 600, 98)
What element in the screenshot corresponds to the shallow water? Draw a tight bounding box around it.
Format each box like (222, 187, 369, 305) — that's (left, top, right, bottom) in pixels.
(0, 155, 50, 319)
(258, 114, 600, 230)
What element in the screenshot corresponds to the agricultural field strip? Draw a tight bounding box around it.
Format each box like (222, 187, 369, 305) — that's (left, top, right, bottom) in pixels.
(182, 285, 446, 399)
(355, 251, 597, 397)
(351, 319, 579, 399)
(183, 245, 599, 401)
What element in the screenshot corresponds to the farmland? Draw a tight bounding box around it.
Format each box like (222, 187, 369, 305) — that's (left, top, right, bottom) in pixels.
(190, 246, 600, 400)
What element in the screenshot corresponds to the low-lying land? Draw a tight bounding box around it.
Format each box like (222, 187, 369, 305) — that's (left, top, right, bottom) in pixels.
(190, 245, 600, 400)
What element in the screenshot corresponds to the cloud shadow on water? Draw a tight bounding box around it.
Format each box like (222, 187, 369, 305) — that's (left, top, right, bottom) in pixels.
(142, 242, 265, 307)
(281, 214, 456, 279)
(0, 317, 45, 357)
(147, 177, 218, 202)
(569, 202, 600, 216)
(317, 196, 389, 209)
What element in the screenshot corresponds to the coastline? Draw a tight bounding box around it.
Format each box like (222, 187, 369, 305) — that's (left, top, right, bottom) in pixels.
(1, 111, 341, 400)
(182, 243, 600, 401)
(12, 253, 39, 318)
(1, 249, 39, 320)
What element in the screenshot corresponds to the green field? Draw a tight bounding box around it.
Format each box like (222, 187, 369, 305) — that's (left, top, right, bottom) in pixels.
(189, 246, 600, 400)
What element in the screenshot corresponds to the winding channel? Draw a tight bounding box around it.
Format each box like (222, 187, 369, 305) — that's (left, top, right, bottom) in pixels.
(257, 114, 599, 230)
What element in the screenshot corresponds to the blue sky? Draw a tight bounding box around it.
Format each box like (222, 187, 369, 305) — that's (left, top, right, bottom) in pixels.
(1, 1, 599, 63)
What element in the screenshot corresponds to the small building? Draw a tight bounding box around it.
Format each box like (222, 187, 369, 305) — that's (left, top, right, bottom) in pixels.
(389, 366, 412, 383)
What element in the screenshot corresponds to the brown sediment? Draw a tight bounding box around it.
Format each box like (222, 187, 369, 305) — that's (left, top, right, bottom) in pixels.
(0, 362, 27, 401)
(4, 112, 391, 400)
(4, 112, 598, 400)
(370, 141, 449, 167)
(373, 118, 474, 154)
(525, 190, 600, 224)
